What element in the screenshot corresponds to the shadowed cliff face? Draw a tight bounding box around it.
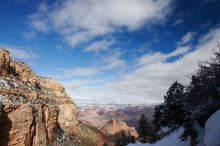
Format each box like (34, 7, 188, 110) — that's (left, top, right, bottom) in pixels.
(0, 105, 12, 146)
(0, 48, 105, 146)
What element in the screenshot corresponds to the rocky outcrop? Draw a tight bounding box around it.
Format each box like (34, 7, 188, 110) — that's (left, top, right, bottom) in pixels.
(0, 48, 105, 146)
(0, 49, 37, 85)
(101, 119, 138, 146)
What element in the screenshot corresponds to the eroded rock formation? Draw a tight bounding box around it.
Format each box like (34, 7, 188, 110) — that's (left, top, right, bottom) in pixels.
(0, 48, 105, 146)
(101, 119, 138, 146)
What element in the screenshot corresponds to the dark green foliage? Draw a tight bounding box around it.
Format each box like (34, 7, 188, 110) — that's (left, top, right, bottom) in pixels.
(152, 45, 220, 144)
(138, 114, 156, 143)
(138, 114, 149, 139)
(153, 81, 190, 131)
(115, 131, 135, 146)
(153, 104, 166, 131)
(181, 121, 197, 141)
(186, 47, 220, 104)
(163, 81, 187, 128)
(153, 81, 194, 141)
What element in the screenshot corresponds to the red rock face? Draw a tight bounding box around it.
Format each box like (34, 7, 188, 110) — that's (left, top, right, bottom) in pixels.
(101, 119, 138, 146)
(0, 104, 59, 146)
(0, 49, 37, 85)
(0, 49, 11, 77)
(0, 48, 105, 146)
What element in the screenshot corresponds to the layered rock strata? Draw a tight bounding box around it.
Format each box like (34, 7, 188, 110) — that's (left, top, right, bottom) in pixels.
(0, 48, 105, 146)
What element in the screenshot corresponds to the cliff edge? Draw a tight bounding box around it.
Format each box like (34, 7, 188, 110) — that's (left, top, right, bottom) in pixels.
(0, 48, 105, 146)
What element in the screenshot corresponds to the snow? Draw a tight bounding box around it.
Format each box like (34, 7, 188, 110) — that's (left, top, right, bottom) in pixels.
(0, 77, 10, 88)
(127, 128, 190, 146)
(154, 128, 190, 146)
(205, 108, 220, 146)
(128, 108, 220, 146)
(194, 122, 204, 146)
(127, 143, 152, 146)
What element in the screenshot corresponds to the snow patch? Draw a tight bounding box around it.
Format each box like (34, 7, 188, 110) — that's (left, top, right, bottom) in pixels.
(205, 108, 220, 146)
(127, 128, 190, 146)
(127, 142, 152, 146)
(194, 122, 204, 146)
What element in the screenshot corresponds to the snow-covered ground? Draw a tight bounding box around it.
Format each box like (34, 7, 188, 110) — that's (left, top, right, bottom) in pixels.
(127, 128, 189, 146)
(205, 108, 220, 146)
(127, 143, 152, 146)
(127, 108, 220, 146)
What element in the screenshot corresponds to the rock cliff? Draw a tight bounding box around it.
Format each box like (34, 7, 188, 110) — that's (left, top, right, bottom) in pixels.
(0, 48, 105, 146)
(101, 119, 138, 146)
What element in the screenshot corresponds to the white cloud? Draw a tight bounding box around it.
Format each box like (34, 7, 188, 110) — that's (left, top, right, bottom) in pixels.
(169, 46, 191, 56)
(178, 32, 195, 46)
(29, 0, 173, 47)
(173, 18, 184, 26)
(100, 50, 126, 70)
(23, 31, 36, 40)
(137, 46, 191, 65)
(64, 26, 220, 104)
(28, 3, 49, 32)
(0, 44, 37, 60)
(60, 67, 100, 77)
(106, 27, 220, 103)
(84, 39, 115, 52)
(63, 79, 103, 89)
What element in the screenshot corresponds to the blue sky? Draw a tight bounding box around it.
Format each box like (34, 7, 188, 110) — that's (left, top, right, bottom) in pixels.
(0, 0, 220, 105)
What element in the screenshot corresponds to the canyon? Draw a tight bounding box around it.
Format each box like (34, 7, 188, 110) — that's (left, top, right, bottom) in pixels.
(77, 104, 154, 129)
(0, 48, 149, 146)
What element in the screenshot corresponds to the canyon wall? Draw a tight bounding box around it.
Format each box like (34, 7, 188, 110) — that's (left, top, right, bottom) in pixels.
(0, 48, 105, 146)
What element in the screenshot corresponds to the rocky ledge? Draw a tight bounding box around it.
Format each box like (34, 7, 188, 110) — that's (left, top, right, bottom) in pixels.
(0, 48, 105, 146)
(101, 119, 138, 146)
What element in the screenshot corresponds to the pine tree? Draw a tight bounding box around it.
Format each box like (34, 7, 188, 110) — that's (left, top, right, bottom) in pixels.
(164, 81, 187, 129)
(138, 114, 156, 143)
(153, 81, 191, 133)
(138, 114, 149, 142)
(153, 104, 166, 131)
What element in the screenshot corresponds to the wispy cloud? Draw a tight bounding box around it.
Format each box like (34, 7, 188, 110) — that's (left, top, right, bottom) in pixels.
(173, 18, 184, 26)
(28, 0, 173, 47)
(0, 44, 37, 60)
(23, 31, 36, 40)
(59, 67, 100, 78)
(100, 50, 126, 70)
(63, 26, 220, 104)
(84, 39, 115, 53)
(178, 31, 196, 46)
(137, 46, 191, 66)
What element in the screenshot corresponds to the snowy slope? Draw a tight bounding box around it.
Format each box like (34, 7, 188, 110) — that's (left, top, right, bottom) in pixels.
(127, 128, 190, 146)
(127, 108, 220, 146)
(153, 128, 190, 146)
(127, 143, 152, 146)
(205, 108, 220, 146)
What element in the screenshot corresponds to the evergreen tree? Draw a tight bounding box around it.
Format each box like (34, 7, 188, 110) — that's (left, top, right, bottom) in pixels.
(138, 114, 149, 142)
(153, 104, 166, 131)
(153, 81, 191, 134)
(163, 81, 188, 129)
(115, 131, 135, 146)
(152, 45, 220, 144)
(138, 114, 156, 143)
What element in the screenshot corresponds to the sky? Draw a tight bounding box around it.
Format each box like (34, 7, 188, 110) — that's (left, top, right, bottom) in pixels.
(0, 0, 220, 105)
